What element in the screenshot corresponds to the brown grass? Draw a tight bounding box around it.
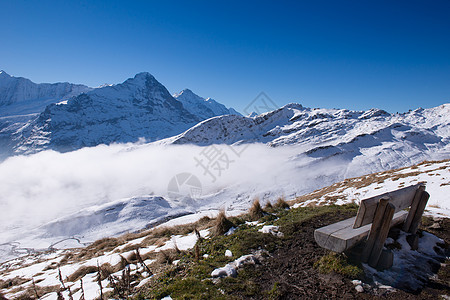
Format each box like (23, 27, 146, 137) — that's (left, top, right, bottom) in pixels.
(264, 201, 273, 212)
(248, 199, 264, 221)
(12, 284, 60, 300)
(67, 265, 98, 282)
(0, 276, 31, 289)
(273, 197, 290, 210)
(211, 210, 234, 237)
(156, 249, 179, 265)
(99, 263, 115, 280)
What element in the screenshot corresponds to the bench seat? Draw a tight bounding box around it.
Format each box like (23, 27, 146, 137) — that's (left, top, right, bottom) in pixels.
(314, 210, 409, 253)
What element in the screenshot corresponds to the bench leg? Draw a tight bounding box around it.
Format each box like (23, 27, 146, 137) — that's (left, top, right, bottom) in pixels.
(403, 185, 425, 232)
(406, 234, 419, 250)
(368, 203, 395, 268)
(377, 249, 394, 270)
(408, 191, 430, 235)
(361, 197, 389, 263)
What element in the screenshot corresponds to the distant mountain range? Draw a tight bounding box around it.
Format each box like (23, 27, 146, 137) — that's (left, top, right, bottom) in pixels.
(0, 71, 240, 158)
(160, 102, 450, 176)
(1, 70, 449, 171)
(0, 70, 92, 116)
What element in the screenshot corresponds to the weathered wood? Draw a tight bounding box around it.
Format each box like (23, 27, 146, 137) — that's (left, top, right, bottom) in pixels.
(403, 185, 426, 232)
(408, 191, 430, 234)
(377, 249, 394, 270)
(368, 203, 395, 268)
(406, 234, 419, 250)
(361, 197, 389, 263)
(314, 210, 408, 253)
(353, 184, 421, 228)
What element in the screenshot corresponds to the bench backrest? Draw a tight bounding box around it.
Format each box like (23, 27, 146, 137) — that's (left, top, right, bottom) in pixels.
(353, 183, 424, 228)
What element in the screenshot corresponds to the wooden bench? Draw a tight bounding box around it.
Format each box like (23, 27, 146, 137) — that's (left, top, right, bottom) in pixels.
(314, 183, 429, 269)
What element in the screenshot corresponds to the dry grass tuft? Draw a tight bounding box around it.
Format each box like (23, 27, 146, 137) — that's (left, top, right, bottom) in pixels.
(99, 262, 115, 280)
(118, 255, 131, 270)
(0, 276, 30, 289)
(248, 199, 264, 221)
(211, 210, 234, 237)
(42, 261, 60, 271)
(156, 249, 178, 265)
(264, 201, 273, 212)
(273, 197, 290, 210)
(67, 265, 98, 282)
(13, 284, 59, 300)
(89, 237, 121, 252)
(197, 215, 212, 225)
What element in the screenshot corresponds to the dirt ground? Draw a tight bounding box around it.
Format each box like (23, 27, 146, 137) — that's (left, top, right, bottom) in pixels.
(230, 211, 449, 299)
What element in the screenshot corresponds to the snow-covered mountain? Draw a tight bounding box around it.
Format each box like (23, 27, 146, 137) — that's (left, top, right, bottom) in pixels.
(1, 72, 241, 156)
(173, 88, 241, 119)
(14, 72, 203, 153)
(162, 103, 450, 174)
(0, 70, 91, 117)
(0, 71, 93, 159)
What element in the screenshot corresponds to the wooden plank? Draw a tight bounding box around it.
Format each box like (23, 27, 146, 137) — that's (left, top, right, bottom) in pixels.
(368, 203, 395, 268)
(361, 197, 389, 263)
(353, 184, 421, 228)
(408, 191, 430, 234)
(314, 210, 408, 253)
(403, 185, 426, 232)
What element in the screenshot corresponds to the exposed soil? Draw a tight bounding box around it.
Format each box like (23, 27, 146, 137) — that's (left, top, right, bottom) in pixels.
(230, 211, 449, 299)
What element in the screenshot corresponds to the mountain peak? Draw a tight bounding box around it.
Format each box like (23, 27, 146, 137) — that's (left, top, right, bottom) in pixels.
(0, 70, 11, 78)
(174, 88, 196, 98)
(182, 88, 194, 94)
(134, 72, 155, 79)
(121, 72, 160, 89)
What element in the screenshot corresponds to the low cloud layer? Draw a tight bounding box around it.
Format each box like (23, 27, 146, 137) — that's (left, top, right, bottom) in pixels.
(0, 143, 316, 236)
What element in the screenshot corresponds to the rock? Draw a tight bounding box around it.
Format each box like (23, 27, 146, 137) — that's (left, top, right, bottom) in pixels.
(355, 285, 364, 293)
(430, 222, 442, 230)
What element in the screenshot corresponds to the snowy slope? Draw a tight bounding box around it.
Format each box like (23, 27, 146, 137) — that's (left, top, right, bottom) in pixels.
(173, 89, 241, 119)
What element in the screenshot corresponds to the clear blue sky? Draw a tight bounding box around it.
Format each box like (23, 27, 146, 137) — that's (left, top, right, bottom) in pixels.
(1, 0, 449, 113)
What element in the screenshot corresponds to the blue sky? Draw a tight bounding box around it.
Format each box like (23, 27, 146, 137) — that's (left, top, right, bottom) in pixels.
(1, 0, 449, 113)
